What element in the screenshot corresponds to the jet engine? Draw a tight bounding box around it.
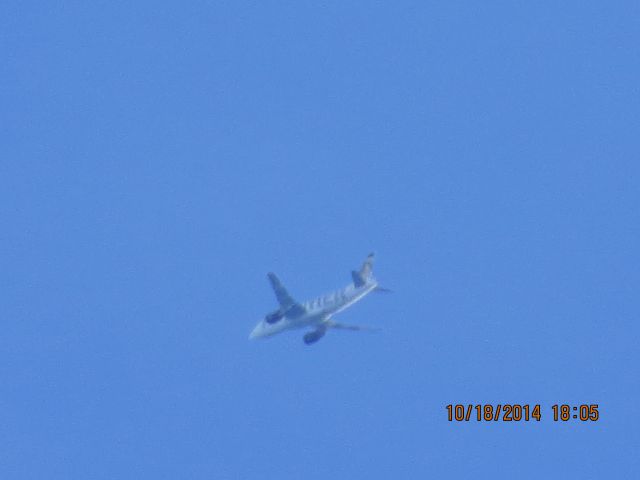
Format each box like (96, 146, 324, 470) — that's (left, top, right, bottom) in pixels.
(303, 327, 327, 344)
(265, 309, 284, 324)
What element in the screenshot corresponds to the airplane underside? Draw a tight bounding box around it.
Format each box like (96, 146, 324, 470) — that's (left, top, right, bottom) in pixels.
(250, 253, 386, 345)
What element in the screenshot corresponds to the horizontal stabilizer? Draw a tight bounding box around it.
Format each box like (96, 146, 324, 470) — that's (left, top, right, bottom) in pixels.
(351, 270, 366, 287)
(374, 286, 393, 293)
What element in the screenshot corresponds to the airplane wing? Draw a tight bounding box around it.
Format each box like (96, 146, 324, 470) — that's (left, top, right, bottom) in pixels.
(267, 272, 306, 318)
(324, 319, 380, 332)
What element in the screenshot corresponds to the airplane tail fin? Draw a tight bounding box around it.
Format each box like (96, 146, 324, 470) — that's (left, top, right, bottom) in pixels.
(352, 253, 375, 287)
(360, 252, 375, 278)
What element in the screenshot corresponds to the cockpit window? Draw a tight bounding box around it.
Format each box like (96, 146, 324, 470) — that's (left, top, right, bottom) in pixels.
(265, 310, 284, 324)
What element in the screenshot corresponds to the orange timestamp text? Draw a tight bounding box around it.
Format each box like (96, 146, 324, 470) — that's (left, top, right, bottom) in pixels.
(446, 404, 599, 422)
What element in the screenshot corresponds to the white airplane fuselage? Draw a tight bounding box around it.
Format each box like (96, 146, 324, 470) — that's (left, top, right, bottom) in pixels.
(249, 279, 378, 340)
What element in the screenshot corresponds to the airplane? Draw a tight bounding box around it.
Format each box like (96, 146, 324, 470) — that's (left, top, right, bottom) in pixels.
(249, 253, 390, 344)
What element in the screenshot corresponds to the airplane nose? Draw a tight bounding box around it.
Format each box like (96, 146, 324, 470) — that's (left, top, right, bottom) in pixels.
(249, 324, 262, 340)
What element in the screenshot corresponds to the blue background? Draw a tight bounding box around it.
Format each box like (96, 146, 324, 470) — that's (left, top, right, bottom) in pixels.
(2, 1, 638, 478)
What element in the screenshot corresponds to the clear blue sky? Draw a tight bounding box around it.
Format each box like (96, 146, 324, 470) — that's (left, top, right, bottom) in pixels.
(2, 1, 638, 478)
